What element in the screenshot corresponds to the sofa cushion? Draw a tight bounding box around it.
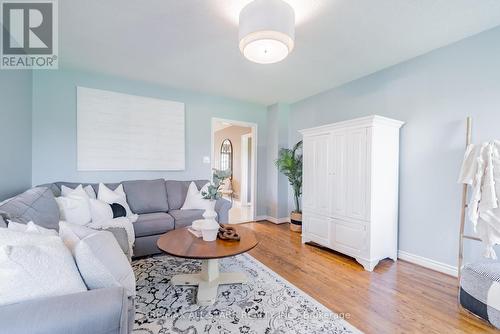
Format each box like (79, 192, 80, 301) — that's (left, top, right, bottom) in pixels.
(104, 227, 131, 260)
(169, 209, 206, 229)
(38, 183, 64, 197)
(134, 212, 174, 237)
(122, 179, 168, 214)
(0, 187, 60, 230)
(165, 180, 209, 210)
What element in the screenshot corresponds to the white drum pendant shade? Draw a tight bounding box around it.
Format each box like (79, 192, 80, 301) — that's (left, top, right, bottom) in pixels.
(239, 0, 295, 64)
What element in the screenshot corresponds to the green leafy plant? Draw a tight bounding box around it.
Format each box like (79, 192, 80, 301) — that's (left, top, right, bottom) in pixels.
(275, 141, 303, 213)
(202, 168, 232, 200)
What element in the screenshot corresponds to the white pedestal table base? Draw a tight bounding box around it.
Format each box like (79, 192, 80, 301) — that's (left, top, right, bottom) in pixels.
(171, 258, 247, 306)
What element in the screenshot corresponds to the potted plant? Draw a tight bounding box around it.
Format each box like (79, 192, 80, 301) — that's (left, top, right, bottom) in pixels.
(275, 141, 303, 232)
(200, 169, 232, 241)
(202, 168, 232, 202)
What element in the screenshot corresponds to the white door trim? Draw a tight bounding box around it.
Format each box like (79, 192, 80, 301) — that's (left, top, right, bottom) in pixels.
(240, 133, 252, 206)
(211, 118, 257, 222)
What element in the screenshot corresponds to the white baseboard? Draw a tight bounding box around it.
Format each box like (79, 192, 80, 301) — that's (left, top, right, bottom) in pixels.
(398, 250, 458, 277)
(246, 221, 458, 276)
(255, 216, 289, 224)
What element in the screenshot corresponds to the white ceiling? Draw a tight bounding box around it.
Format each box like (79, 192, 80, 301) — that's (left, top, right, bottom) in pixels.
(60, 0, 500, 105)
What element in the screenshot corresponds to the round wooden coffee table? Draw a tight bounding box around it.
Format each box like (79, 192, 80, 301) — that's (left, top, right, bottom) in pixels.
(157, 225, 258, 306)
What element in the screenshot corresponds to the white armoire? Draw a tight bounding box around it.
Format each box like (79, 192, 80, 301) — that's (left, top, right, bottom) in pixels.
(300, 115, 404, 271)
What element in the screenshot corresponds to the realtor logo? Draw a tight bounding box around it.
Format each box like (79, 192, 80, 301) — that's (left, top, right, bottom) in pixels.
(1, 0, 58, 69)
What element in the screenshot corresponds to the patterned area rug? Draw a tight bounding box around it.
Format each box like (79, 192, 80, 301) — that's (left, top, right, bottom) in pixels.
(133, 254, 361, 334)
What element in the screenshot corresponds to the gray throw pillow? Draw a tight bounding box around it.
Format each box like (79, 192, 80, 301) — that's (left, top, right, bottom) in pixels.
(0, 187, 60, 230)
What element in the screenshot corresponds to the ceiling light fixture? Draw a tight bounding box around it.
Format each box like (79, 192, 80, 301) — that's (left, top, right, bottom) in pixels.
(239, 0, 295, 64)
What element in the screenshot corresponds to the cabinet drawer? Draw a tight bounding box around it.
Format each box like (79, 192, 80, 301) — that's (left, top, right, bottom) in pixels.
(331, 218, 367, 255)
(303, 212, 330, 246)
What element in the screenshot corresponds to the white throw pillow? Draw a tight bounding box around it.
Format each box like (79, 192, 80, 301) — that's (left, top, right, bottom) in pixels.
(0, 227, 58, 246)
(6, 220, 28, 232)
(98, 183, 137, 222)
(62, 185, 85, 198)
(57, 184, 93, 225)
(61, 184, 77, 197)
(61, 184, 96, 200)
(84, 185, 97, 199)
(0, 229, 87, 306)
(89, 198, 114, 223)
(59, 220, 132, 258)
(181, 182, 212, 210)
(55, 196, 92, 225)
(7, 221, 58, 236)
(26, 222, 58, 236)
(59, 221, 135, 297)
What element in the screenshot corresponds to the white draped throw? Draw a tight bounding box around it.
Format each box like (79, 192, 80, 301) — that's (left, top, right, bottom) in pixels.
(458, 141, 500, 259)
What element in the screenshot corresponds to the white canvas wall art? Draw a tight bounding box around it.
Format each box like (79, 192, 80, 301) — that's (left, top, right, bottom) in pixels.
(77, 87, 185, 171)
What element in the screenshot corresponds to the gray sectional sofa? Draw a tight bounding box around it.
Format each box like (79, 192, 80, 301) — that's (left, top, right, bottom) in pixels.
(0, 178, 232, 334)
(41, 179, 231, 257)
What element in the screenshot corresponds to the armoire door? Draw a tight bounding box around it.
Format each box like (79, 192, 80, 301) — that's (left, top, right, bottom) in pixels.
(330, 130, 346, 217)
(345, 128, 369, 220)
(302, 133, 331, 215)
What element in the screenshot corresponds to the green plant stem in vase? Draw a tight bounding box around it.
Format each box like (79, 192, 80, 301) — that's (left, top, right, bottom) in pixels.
(201, 168, 232, 223)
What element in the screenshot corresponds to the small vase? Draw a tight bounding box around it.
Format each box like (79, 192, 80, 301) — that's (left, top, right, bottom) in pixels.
(202, 200, 219, 241)
(203, 199, 218, 221)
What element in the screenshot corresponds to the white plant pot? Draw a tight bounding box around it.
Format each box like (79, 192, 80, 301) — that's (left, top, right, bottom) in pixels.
(203, 200, 218, 221)
(201, 200, 219, 241)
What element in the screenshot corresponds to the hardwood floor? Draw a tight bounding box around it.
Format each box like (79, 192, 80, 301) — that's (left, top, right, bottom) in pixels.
(244, 221, 496, 334)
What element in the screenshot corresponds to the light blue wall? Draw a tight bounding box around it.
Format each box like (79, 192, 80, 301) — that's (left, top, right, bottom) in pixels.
(0, 71, 32, 200)
(275, 103, 291, 218)
(31, 70, 269, 215)
(289, 26, 500, 267)
(265, 103, 290, 219)
(23, 26, 500, 266)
